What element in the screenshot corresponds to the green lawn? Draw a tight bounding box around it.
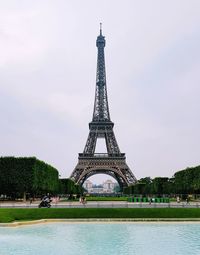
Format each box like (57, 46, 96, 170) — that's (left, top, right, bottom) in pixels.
(1, 208, 200, 223)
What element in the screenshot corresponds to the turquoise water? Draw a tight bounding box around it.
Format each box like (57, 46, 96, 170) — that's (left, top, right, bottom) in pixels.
(1, 223, 200, 255)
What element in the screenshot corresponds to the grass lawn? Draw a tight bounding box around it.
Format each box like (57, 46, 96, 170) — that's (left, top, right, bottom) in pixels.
(1, 208, 200, 223)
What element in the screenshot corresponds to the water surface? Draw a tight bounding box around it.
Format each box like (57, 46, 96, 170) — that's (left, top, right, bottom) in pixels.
(1, 222, 200, 255)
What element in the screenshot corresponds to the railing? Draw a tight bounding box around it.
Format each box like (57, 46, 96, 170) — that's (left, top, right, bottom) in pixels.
(79, 153, 125, 158)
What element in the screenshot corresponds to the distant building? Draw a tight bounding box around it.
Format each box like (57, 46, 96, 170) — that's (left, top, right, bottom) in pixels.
(91, 187, 104, 193)
(83, 179, 118, 194)
(103, 180, 115, 193)
(83, 180, 93, 193)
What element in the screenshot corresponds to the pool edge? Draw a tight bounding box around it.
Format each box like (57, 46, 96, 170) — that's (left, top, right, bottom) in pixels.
(1, 218, 200, 227)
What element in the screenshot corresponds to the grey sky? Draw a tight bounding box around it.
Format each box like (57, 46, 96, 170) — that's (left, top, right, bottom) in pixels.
(0, 1, 200, 183)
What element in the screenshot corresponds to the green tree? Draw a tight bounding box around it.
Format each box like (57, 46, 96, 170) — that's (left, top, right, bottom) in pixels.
(0, 157, 59, 199)
(174, 166, 200, 194)
(59, 178, 83, 195)
(151, 177, 169, 195)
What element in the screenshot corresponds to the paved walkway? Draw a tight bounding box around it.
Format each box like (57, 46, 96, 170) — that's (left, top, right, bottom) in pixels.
(0, 201, 200, 208)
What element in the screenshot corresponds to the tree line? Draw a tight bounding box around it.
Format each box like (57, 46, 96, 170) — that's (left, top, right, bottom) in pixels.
(0, 157, 83, 200)
(124, 165, 200, 196)
(1, 157, 199, 199)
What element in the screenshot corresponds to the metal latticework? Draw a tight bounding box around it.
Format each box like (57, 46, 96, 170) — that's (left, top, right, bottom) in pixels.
(92, 28, 110, 122)
(70, 25, 137, 189)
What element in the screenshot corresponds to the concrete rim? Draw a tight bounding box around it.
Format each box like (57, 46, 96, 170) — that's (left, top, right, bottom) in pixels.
(1, 218, 200, 227)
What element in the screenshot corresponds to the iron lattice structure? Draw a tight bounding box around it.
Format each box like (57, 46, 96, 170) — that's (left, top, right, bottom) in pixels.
(70, 25, 137, 189)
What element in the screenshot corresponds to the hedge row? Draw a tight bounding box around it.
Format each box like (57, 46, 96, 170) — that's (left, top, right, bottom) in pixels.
(0, 157, 59, 198)
(124, 165, 200, 195)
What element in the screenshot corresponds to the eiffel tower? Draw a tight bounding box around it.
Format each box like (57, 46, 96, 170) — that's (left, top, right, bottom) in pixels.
(70, 24, 137, 190)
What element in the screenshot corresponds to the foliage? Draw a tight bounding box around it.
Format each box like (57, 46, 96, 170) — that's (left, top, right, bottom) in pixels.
(124, 177, 172, 195)
(59, 178, 84, 195)
(124, 165, 200, 195)
(151, 177, 169, 195)
(174, 166, 200, 194)
(0, 157, 59, 198)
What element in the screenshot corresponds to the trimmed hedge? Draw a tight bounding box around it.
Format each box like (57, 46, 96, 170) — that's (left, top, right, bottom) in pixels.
(59, 178, 84, 195)
(124, 165, 200, 195)
(0, 157, 59, 197)
(174, 166, 200, 194)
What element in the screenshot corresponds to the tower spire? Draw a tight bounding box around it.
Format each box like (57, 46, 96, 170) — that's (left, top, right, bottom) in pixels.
(100, 22, 102, 35)
(93, 23, 110, 122)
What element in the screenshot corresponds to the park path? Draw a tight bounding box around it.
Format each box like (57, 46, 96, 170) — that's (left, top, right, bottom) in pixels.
(0, 201, 199, 208)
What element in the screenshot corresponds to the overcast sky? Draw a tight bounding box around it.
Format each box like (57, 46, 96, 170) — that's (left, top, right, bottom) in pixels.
(0, 1, 199, 184)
